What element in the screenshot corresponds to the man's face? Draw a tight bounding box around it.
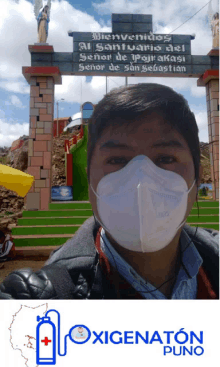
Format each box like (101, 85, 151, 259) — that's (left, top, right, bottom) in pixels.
(89, 112, 200, 227)
(78, 327, 84, 333)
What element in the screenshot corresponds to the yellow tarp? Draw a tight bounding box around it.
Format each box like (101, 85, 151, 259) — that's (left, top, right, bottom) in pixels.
(0, 164, 34, 197)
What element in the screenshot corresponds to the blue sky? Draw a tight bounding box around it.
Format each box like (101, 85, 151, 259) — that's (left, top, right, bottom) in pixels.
(0, 0, 218, 147)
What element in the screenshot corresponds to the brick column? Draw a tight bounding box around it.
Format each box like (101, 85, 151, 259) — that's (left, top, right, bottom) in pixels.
(26, 75, 54, 210)
(206, 78, 219, 200)
(23, 48, 62, 210)
(197, 67, 219, 201)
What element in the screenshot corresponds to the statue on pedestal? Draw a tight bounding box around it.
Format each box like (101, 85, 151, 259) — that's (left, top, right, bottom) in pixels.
(211, 12, 219, 49)
(208, 1, 219, 49)
(34, 0, 51, 43)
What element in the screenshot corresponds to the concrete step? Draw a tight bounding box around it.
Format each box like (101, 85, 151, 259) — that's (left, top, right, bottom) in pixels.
(17, 218, 88, 226)
(22, 210, 93, 217)
(11, 201, 90, 247)
(13, 234, 73, 239)
(189, 214, 219, 216)
(15, 246, 59, 259)
(49, 209, 92, 211)
(16, 224, 80, 228)
(51, 201, 90, 203)
(19, 216, 91, 219)
(13, 236, 72, 247)
(10, 199, 219, 248)
(12, 226, 80, 235)
(189, 222, 219, 224)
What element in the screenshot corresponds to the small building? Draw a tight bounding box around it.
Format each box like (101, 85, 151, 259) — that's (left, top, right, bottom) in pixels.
(53, 117, 72, 137)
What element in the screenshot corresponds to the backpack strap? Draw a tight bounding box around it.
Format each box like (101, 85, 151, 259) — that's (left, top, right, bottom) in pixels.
(88, 262, 105, 299)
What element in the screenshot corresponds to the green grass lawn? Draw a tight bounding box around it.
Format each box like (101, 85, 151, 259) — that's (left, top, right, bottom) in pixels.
(192, 201, 219, 208)
(22, 210, 93, 217)
(17, 217, 89, 226)
(190, 224, 219, 230)
(49, 203, 92, 210)
(10, 198, 219, 247)
(14, 238, 72, 247)
(71, 125, 89, 200)
(190, 208, 219, 215)
(13, 226, 80, 235)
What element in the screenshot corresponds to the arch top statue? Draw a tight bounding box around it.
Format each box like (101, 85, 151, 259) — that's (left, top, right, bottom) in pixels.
(211, 12, 219, 49)
(34, 0, 51, 44)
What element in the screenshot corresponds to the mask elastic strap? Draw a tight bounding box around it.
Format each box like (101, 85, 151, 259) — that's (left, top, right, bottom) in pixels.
(176, 179, 196, 231)
(137, 182, 145, 253)
(188, 179, 196, 194)
(90, 183, 99, 198)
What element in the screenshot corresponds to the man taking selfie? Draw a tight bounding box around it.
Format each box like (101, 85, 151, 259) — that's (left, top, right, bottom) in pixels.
(0, 83, 218, 299)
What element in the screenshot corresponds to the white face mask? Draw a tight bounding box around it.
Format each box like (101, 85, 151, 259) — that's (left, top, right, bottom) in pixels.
(91, 155, 196, 253)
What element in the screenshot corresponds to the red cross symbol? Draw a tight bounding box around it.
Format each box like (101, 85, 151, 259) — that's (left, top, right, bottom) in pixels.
(41, 337, 52, 346)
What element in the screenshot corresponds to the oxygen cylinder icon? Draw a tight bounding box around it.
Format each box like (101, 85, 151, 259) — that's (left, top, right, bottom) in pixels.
(36, 316, 56, 365)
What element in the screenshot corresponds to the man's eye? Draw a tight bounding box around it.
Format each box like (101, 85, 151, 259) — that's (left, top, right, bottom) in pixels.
(106, 157, 129, 165)
(157, 156, 176, 164)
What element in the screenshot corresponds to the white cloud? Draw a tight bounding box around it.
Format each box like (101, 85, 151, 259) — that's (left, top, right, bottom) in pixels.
(6, 95, 26, 108)
(0, 0, 212, 147)
(190, 83, 206, 98)
(0, 0, 213, 91)
(0, 119, 29, 147)
(190, 107, 209, 142)
(0, 0, 109, 85)
(0, 80, 30, 94)
(93, 0, 213, 55)
(54, 74, 206, 106)
(0, 0, 212, 99)
(55, 75, 108, 104)
(195, 110, 208, 129)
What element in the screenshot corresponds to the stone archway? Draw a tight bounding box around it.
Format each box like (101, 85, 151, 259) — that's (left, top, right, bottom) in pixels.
(23, 14, 219, 210)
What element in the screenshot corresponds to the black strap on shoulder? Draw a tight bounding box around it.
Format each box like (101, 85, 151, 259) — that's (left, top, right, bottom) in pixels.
(88, 263, 105, 299)
(42, 264, 76, 299)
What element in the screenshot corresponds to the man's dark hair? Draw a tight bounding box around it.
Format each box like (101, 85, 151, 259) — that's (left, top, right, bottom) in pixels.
(87, 83, 200, 185)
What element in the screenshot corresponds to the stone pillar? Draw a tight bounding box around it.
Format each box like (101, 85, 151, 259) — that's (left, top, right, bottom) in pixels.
(198, 66, 219, 201)
(26, 75, 54, 210)
(206, 78, 219, 200)
(23, 47, 62, 210)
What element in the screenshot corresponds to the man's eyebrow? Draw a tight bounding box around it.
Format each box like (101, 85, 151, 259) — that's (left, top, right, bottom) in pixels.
(99, 139, 186, 151)
(151, 140, 186, 149)
(100, 140, 135, 151)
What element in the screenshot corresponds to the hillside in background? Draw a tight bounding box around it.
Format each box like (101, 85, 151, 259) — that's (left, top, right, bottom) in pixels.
(0, 127, 79, 234)
(200, 142, 212, 184)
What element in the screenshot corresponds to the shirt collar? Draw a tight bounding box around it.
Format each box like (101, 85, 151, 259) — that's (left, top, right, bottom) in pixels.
(179, 227, 203, 278)
(100, 227, 203, 286)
